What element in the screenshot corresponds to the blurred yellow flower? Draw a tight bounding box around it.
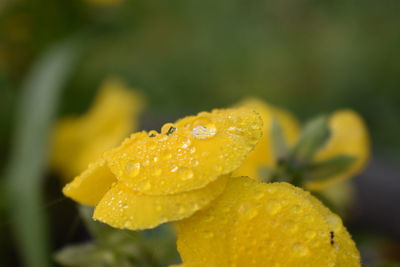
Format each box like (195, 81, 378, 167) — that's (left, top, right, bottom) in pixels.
(234, 98, 370, 192)
(63, 108, 263, 230)
(175, 176, 360, 267)
(51, 78, 144, 181)
(234, 98, 300, 179)
(306, 110, 370, 191)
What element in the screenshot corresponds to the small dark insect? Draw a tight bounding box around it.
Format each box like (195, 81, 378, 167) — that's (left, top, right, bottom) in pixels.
(149, 133, 156, 137)
(330, 231, 334, 246)
(166, 126, 176, 136)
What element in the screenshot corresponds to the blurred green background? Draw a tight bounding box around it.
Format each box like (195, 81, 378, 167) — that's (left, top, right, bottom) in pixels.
(1, 0, 400, 266)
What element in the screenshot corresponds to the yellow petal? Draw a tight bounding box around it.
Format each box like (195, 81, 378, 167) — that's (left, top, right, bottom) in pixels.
(63, 159, 117, 206)
(306, 110, 370, 191)
(51, 77, 144, 181)
(234, 98, 300, 180)
(176, 177, 360, 267)
(93, 175, 228, 230)
(104, 108, 262, 195)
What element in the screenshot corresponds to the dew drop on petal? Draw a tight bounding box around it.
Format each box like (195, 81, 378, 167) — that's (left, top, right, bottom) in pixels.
(190, 119, 217, 139)
(177, 167, 194, 181)
(125, 161, 140, 177)
(292, 243, 309, 257)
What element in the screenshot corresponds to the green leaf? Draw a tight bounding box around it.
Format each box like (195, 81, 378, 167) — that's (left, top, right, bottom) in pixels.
(270, 118, 289, 160)
(290, 115, 330, 163)
(304, 155, 356, 182)
(4, 36, 84, 267)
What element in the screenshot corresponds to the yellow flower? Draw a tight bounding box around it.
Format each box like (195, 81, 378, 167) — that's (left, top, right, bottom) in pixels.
(63, 108, 263, 230)
(234, 98, 300, 179)
(306, 110, 370, 191)
(234, 98, 370, 191)
(175, 176, 361, 267)
(51, 78, 144, 181)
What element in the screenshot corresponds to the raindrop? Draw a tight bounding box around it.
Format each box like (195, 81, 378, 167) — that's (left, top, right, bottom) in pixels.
(292, 243, 309, 256)
(266, 200, 282, 215)
(125, 161, 140, 177)
(177, 167, 194, 180)
(191, 119, 217, 139)
(161, 123, 176, 135)
(151, 167, 162, 176)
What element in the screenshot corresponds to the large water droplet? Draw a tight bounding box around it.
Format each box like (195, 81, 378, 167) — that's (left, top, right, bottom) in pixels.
(191, 119, 217, 139)
(125, 161, 140, 177)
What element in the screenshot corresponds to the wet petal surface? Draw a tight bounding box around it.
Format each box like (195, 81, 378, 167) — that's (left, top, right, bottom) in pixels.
(105, 108, 263, 195)
(176, 177, 360, 267)
(93, 176, 229, 230)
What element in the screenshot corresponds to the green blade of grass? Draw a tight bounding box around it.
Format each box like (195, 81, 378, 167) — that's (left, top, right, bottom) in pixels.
(4, 37, 83, 267)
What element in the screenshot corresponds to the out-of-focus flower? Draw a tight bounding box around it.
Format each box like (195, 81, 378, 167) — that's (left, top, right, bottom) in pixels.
(63, 108, 263, 230)
(234, 98, 300, 179)
(234, 98, 370, 192)
(51, 78, 144, 181)
(174, 176, 361, 267)
(306, 110, 370, 191)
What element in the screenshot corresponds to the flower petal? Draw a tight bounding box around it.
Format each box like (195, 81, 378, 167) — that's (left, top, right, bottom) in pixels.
(176, 177, 360, 267)
(234, 99, 300, 180)
(306, 110, 370, 191)
(93, 175, 229, 230)
(63, 159, 117, 206)
(104, 108, 262, 195)
(52, 77, 144, 181)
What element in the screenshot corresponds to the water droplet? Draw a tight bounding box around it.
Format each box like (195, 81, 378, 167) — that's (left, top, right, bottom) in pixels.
(141, 159, 150, 166)
(292, 243, 309, 256)
(161, 123, 176, 135)
(148, 130, 158, 137)
(123, 221, 132, 228)
(141, 181, 152, 191)
(284, 221, 298, 233)
(254, 192, 265, 200)
(191, 119, 217, 139)
(326, 215, 341, 231)
(204, 231, 214, 239)
(151, 167, 162, 176)
(305, 230, 316, 239)
(177, 167, 194, 180)
(266, 200, 282, 215)
(177, 205, 185, 214)
(181, 138, 191, 149)
(163, 152, 172, 160)
(171, 166, 179, 172)
(125, 161, 140, 177)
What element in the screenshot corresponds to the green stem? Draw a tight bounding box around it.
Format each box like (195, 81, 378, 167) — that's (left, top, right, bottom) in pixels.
(4, 36, 83, 267)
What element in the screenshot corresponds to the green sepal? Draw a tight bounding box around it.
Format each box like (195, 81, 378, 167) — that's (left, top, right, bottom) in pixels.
(258, 165, 273, 182)
(290, 115, 330, 163)
(303, 155, 356, 182)
(270, 118, 289, 160)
